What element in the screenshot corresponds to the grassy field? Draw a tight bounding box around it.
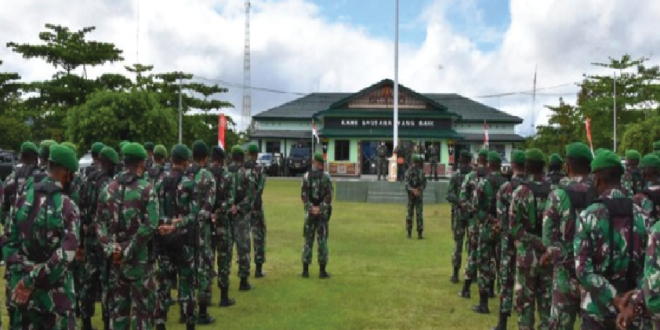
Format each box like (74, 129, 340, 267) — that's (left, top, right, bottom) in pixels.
(4, 180, 505, 330)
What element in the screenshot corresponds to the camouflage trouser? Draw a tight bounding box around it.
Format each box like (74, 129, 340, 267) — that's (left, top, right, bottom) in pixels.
(514, 265, 552, 330)
(377, 158, 387, 180)
(14, 310, 76, 330)
(109, 266, 157, 330)
(548, 266, 580, 330)
(430, 159, 438, 180)
(251, 209, 267, 265)
(580, 312, 647, 330)
(477, 221, 496, 294)
(177, 246, 198, 324)
(406, 196, 423, 233)
(451, 208, 467, 269)
(155, 255, 176, 325)
(79, 243, 101, 319)
(232, 213, 252, 278)
(5, 269, 12, 326)
(464, 217, 479, 281)
(302, 213, 329, 265)
(498, 249, 516, 314)
(198, 222, 215, 304)
(216, 214, 234, 288)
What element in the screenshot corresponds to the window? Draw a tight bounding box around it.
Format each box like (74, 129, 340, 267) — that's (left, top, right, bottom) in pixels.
(266, 141, 280, 154)
(335, 140, 350, 161)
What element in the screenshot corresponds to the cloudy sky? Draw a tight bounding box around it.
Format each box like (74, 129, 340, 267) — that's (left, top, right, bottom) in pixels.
(1, 0, 659, 134)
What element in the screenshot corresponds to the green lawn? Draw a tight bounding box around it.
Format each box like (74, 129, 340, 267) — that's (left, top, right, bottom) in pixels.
(4, 180, 506, 329)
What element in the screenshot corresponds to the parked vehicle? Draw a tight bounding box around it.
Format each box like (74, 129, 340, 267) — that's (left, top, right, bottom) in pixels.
(285, 147, 311, 176)
(257, 153, 280, 176)
(78, 152, 94, 176)
(0, 150, 16, 181)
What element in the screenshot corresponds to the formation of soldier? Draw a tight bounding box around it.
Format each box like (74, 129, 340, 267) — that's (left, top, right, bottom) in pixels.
(445, 142, 660, 330)
(0, 139, 333, 330)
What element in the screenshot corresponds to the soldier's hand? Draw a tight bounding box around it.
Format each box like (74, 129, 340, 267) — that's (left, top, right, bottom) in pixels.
(312, 206, 320, 215)
(75, 248, 86, 261)
(613, 294, 630, 312)
(158, 225, 176, 235)
(231, 205, 238, 215)
(617, 304, 635, 330)
(539, 252, 551, 266)
(12, 280, 31, 306)
(211, 214, 217, 222)
(619, 290, 635, 310)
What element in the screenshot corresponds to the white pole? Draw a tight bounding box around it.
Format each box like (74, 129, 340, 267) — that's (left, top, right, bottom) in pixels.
(613, 71, 617, 152)
(178, 73, 182, 144)
(393, 0, 399, 150)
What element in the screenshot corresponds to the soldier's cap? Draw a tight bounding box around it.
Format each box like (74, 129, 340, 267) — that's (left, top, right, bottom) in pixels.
(549, 153, 564, 165)
(171, 144, 191, 160)
(478, 149, 489, 158)
(212, 146, 225, 159)
(313, 152, 324, 163)
(61, 142, 77, 153)
(248, 144, 259, 154)
(39, 140, 57, 158)
(511, 150, 525, 165)
(48, 144, 78, 172)
(231, 145, 244, 156)
(459, 150, 473, 159)
(144, 142, 155, 151)
(91, 142, 105, 154)
(119, 140, 130, 149)
(640, 154, 660, 169)
(565, 142, 593, 162)
(591, 150, 623, 173)
(412, 154, 422, 162)
(625, 150, 641, 161)
(654, 141, 660, 151)
(192, 140, 209, 158)
(154, 144, 167, 158)
(123, 142, 148, 160)
(525, 148, 545, 163)
(99, 146, 120, 165)
(487, 151, 501, 164)
(20, 141, 39, 155)
(595, 148, 609, 157)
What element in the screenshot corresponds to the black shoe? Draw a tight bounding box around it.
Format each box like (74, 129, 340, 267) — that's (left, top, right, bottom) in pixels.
(450, 266, 460, 283)
(239, 277, 253, 291)
(458, 279, 471, 299)
(491, 312, 509, 330)
(82, 317, 94, 330)
(418, 232, 424, 239)
(302, 264, 309, 278)
(186, 323, 196, 330)
(407, 230, 412, 239)
(156, 324, 166, 330)
(320, 264, 331, 279)
(488, 280, 496, 298)
(472, 293, 490, 314)
(103, 316, 109, 330)
(197, 303, 215, 325)
(255, 264, 265, 278)
(179, 305, 185, 324)
(219, 286, 236, 307)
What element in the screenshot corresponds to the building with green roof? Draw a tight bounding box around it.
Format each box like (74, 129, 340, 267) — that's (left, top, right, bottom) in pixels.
(250, 79, 523, 176)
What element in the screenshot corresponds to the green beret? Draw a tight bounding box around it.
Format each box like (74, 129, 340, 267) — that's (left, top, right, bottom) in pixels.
(565, 142, 593, 162)
(144, 142, 155, 151)
(154, 145, 167, 158)
(91, 142, 105, 154)
(313, 152, 324, 163)
(549, 153, 564, 165)
(248, 144, 259, 154)
(231, 145, 244, 156)
(525, 148, 546, 163)
(412, 154, 422, 162)
(39, 139, 57, 149)
(478, 149, 489, 158)
(61, 142, 77, 153)
(511, 150, 526, 165)
(654, 141, 660, 151)
(487, 151, 501, 163)
(48, 144, 78, 172)
(123, 143, 148, 160)
(640, 154, 660, 169)
(459, 150, 473, 159)
(595, 148, 609, 157)
(171, 144, 191, 160)
(626, 150, 641, 161)
(192, 140, 209, 157)
(20, 142, 39, 155)
(119, 140, 130, 148)
(99, 146, 120, 165)
(591, 150, 623, 173)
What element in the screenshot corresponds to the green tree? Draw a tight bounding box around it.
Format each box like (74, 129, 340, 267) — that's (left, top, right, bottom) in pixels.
(0, 60, 30, 150)
(620, 115, 660, 155)
(524, 98, 583, 155)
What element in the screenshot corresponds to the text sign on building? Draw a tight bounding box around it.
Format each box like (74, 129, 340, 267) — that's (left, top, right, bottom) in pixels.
(324, 118, 451, 130)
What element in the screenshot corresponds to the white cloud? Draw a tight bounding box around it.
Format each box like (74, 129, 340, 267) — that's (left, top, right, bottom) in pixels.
(1, 0, 659, 134)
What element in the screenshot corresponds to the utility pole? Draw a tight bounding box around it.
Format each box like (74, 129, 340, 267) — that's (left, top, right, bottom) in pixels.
(531, 64, 537, 132)
(613, 71, 617, 152)
(178, 72, 182, 144)
(242, 0, 252, 132)
(393, 0, 399, 150)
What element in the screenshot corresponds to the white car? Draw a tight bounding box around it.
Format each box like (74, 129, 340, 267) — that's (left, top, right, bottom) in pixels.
(78, 152, 93, 174)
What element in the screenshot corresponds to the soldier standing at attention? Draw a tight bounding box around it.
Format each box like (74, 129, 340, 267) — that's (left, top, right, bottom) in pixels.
(301, 152, 333, 278)
(546, 153, 566, 189)
(60, 142, 82, 206)
(144, 142, 155, 169)
(4, 144, 80, 330)
(428, 142, 440, 181)
(574, 150, 650, 329)
(623, 150, 644, 197)
(148, 145, 168, 185)
(405, 154, 427, 239)
(246, 144, 267, 278)
(82, 142, 104, 179)
(38, 140, 57, 173)
(446, 150, 473, 283)
(376, 142, 389, 181)
(459, 149, 489, 299)
(2, 142, 43, 221)
(509, 149, 553, 330)
(540, 142, 595, 330)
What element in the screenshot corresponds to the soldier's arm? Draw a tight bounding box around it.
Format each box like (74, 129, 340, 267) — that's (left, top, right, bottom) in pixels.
(178, 180, 196, 229)
(95, 186, 113, 258)
(220, 173, 232, 213)
(446, 175, 458, 204)
(199, 173, 215, 221)
(2, 172, 15, 215)
(320, 174, 333, 215)
(301, 173, 311, 211)
(634, 224, 660, 319)
(542, 190, 567, 260)
(509, 190, 523, 242)
(3, 194, 24, 268)
(404, 170, 411, 191)
(459, 174, 472, 208)
(258, 170, 267, 194)
(24, 197, 80, 290)
(237, 173, 256, 213)
(122, 185, 159, 260)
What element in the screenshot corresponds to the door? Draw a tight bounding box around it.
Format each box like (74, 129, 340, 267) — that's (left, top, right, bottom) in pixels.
(361, 141, 378, 174)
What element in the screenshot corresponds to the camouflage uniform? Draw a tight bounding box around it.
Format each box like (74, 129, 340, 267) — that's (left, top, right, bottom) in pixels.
(574, 188, 650, 329)
(230, 162, 256, 279)
(460, 167, 487, 287)
(509, 178, 553, 330)
(446, 166, 472, 276)
(4, 180, 80, 330)
(210, 164, 234, 290)
(251, 161, 267, 269)
(623, 167, 644, 198)
(404, 164, 427, 236)
(542, 176, 595, 330)
(96, 171, 159, 330)
(428, 144, 439, 181)
(546, 171, 566, 190)
(630, 221, 660, 320)
(301, 169, 333, 265)
(376, 144, 388, 181)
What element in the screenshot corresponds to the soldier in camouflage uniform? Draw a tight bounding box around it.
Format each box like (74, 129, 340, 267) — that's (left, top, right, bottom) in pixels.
(228, 145, 256, 291)
(4, 144, 80, 330)
(394, 140, 407, 181)
(623, 150, 644, 198)
(428, 142, 440, 181)
(247, 144, 267, 278)
(60, 142, 82, 206)
(546, 153, 566, 189)
(459, 149, 489, 299)
(491, 150, 527, 330)
(209, 147, 236, 307)
(509, 148, 553, 330)
(540, 143, 595, 330)
(471, 151, 507, 314)
(404, 154, 427, 239)
(446, 150, 473, 283)
(376, 142, 388, 181)
(301, 152, 333, 278)
(144, 142, 155, 169)
(574, 150, 650, 329)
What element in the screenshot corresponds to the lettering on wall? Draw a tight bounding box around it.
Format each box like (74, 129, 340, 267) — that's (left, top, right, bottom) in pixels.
(348, 86, 427, 109)
(326, 118, 451, 130)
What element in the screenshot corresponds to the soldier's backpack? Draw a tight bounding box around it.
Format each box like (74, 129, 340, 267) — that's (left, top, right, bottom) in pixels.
(148, 165, 165, 184)
(484, 173, 508, 216)
(562, 184, 598, 238)
(209, 166, 225, 210)
(641, 188, 660, 219)
(115, 173, 154, 262)
(27, 182, 62, 263)
(548, 172, 564, 186)
(14, 165, 45, 201)
(520, 181, 552, 236)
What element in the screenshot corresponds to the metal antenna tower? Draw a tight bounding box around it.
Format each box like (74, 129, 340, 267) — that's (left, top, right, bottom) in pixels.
(242, 0, 252, 131)
(530, 64, 537, 133)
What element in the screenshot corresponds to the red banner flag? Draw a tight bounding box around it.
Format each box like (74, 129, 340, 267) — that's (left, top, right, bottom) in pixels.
(219, 114, 227, 149)
(585, 117, 594, 154)
(483, 120, 489, 147)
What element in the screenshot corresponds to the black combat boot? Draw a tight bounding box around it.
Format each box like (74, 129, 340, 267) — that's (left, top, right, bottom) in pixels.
(319, 264, 331, 279)
(82, 317, 94, 330)
(178, 304, 185, 324)
(491, 312, 509, 330)
(197, 303, 215, 325)
(450, 266, 460, 284)
(488, 280, 496, 298)
(418, 231, 424, 239)
(407, 230, 412, 239)
(156, 324, 166, 330)
(302, 264, 310, 278)
(255, 263, 265, 278)
(458, 279, 471, 299)
(186, 322, 196, 330)
(239, 277, 253, 291)
(472, 292, 490, 314)
(103, 315, 109, 330)
(219, 286, 236, 307)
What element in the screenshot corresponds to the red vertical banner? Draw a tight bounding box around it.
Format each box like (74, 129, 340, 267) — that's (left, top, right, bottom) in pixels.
(585, 117, 593, 154)
(219, 114, 227, 149)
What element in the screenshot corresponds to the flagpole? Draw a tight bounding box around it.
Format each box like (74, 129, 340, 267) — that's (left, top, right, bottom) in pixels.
(393, 0, 399, 150)
(613, 71, 617, 152)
